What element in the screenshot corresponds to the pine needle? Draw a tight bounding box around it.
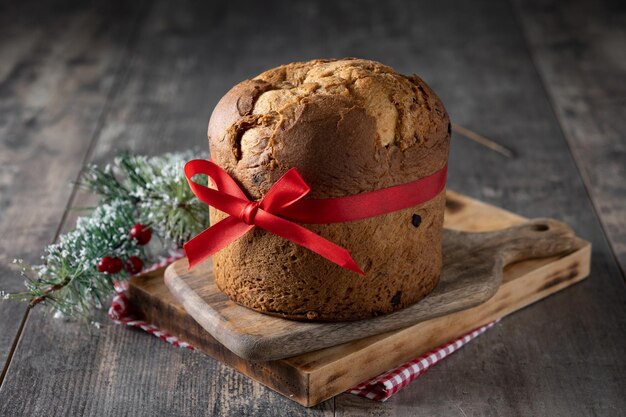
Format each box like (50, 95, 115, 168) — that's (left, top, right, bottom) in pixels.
(3, 151, 209, 319)
(452, 123, 515, 158)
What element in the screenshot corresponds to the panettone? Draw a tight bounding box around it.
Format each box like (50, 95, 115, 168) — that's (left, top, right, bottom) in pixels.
(206, 58, 450, 321)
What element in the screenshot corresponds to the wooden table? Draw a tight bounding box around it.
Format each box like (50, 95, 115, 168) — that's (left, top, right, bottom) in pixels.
(0, 0, 624, 415)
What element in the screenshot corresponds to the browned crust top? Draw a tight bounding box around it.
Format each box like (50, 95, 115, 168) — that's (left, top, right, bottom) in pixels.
(208, 58, 450, 199)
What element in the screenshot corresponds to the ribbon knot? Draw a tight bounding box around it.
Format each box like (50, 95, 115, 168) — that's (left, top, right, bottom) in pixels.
(183, 159, 365, 275)
(239, 201, 259, 225)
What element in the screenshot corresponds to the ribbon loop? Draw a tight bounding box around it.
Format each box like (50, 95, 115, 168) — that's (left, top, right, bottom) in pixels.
(183, 159, 364, 275)
(260, 168, 311, 212)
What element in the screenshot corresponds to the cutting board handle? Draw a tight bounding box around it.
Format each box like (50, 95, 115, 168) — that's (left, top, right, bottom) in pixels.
(478, 218, 583, 265)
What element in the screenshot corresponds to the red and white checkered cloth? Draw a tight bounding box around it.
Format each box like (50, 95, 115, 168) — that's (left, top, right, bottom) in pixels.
(347, 319, 499, 400)
(109, 254, 500, 401)
(108, 250, 194, 350)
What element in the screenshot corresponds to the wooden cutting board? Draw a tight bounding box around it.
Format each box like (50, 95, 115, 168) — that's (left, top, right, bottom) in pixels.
(127, 191, 591, 406)
(164, 218, 583, 362)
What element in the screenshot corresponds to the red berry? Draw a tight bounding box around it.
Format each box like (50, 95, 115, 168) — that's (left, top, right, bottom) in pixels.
(107, 257, 123, 274)
(98, 256, 122, 274)
(97, 256, 112, 273)
(129, 224, 152, 245)
(125, 256, 144, 275)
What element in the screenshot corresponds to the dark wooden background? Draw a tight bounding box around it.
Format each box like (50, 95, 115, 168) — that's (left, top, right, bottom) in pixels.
(0, 0, 624, 415)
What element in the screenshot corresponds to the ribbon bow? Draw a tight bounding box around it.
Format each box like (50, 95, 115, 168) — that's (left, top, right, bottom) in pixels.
(183, 160, 365, 274)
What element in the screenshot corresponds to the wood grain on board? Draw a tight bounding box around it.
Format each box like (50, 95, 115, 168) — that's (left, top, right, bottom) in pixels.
(129, 192, 591, 406)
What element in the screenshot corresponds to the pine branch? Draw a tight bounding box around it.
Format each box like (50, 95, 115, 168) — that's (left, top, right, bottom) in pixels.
(80, 152, 209, 245)
(2, 151, 209, 320)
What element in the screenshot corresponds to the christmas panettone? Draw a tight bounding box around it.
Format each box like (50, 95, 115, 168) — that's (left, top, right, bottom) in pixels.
(200, 58, 450, 321)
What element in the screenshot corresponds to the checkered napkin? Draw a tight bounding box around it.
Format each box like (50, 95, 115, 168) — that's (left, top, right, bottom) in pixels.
(347, 320, 499, 400)
(108, 251, 194, 350)
(108, 254, 500, 401)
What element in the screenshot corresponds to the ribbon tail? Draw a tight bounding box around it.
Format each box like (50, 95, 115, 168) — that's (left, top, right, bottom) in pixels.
(255, 211, 365, 275)
(183, 216, 254, 269)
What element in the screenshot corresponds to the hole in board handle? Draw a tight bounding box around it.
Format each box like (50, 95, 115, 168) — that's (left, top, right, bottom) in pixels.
(531, 224, 550, 232)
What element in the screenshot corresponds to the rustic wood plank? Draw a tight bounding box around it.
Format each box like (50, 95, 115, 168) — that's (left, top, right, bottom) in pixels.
(0, 1, 333, 415)
(0, 0, 624, 415)
(0, 0, 145, 375)
(513, 0, 626, 276)
(325, 0, 625, 415)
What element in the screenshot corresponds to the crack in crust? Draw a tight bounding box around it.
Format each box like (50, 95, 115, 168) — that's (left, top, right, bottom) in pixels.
(249, 59, 448, 150)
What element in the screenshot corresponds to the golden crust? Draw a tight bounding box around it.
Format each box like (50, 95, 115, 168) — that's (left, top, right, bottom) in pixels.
(206, 58, 450, 321)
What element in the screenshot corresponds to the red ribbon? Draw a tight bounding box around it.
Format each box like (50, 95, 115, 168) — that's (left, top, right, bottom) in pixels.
(183, 160, 447, 275)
